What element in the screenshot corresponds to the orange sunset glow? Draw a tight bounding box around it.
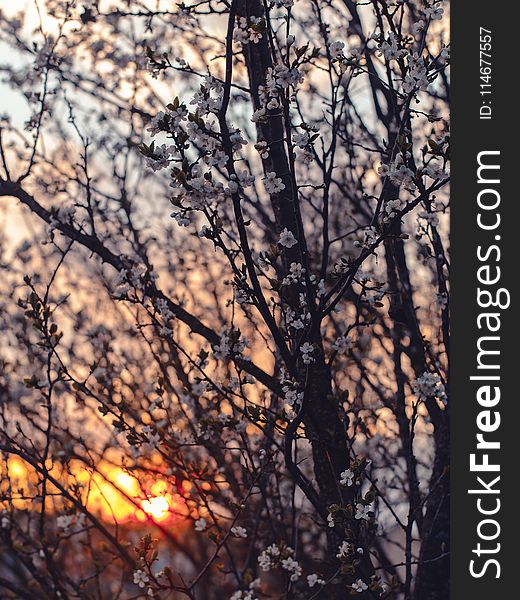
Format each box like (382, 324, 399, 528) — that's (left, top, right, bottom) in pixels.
(1, 456, 191, 526)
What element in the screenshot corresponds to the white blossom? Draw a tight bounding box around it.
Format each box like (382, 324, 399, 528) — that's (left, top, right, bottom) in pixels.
(378, 32, 406, 62)
(293, 131, 310, 148)
(300, 342, 315, 364)
(333, 335, 353, 353)
(355, 503, 372, 521)
(133, 570, 149, 588)
(281, 556, 302, 581)
(336, 540, 351, 559)
(264, 171, 286, 194)
(352, 579, 368, 592)
(378, 155, 416, 191)
(307, 573, 325, 587)
(354, 226, 379, 250)
(413, 371, 447, 405)
(339, 468, 355, 487)
(412, 20, 425, 36)
(231, 526, 248, 538)
(278, 228, 298, 248)
(330, 40, 345, 59)
(258, 543, 282, 571)
(402, 53, 431, 94)
(255, 140, 270, 158)
(423, 163, 449, 180)
(426, 5, 444, 20)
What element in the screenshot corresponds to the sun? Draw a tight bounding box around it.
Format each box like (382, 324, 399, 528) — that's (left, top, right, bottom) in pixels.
(141, 495, 170, 521)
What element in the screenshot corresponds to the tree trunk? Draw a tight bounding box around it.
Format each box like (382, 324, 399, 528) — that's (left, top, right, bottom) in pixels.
(414, 418, 450, 600)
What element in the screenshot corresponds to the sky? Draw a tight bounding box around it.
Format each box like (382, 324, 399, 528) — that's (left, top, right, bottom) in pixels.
(1, 1, 35, 128)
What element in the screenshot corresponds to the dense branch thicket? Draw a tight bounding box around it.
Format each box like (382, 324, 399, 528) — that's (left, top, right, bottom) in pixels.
(0, 0, 449, 598)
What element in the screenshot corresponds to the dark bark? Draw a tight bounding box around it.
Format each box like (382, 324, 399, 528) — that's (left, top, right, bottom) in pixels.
(414, 419, 450, 600)
(384, 219, 450, 600)
(302, 357, 373, 599)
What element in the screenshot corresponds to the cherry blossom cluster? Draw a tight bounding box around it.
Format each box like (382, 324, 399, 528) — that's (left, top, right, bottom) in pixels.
(258, 543, 302, 582)
(234, 16, 264, 46)
(252, 61, 304, 123)
(354, 226, 379, 250)
(328, 40, 363, 74)
(230, 578, 261, 600)
(378, 154, 417, 192)
(413, 371, 448, 405)
(280, 373, 304, 418)
(213, 329, 248, 361)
